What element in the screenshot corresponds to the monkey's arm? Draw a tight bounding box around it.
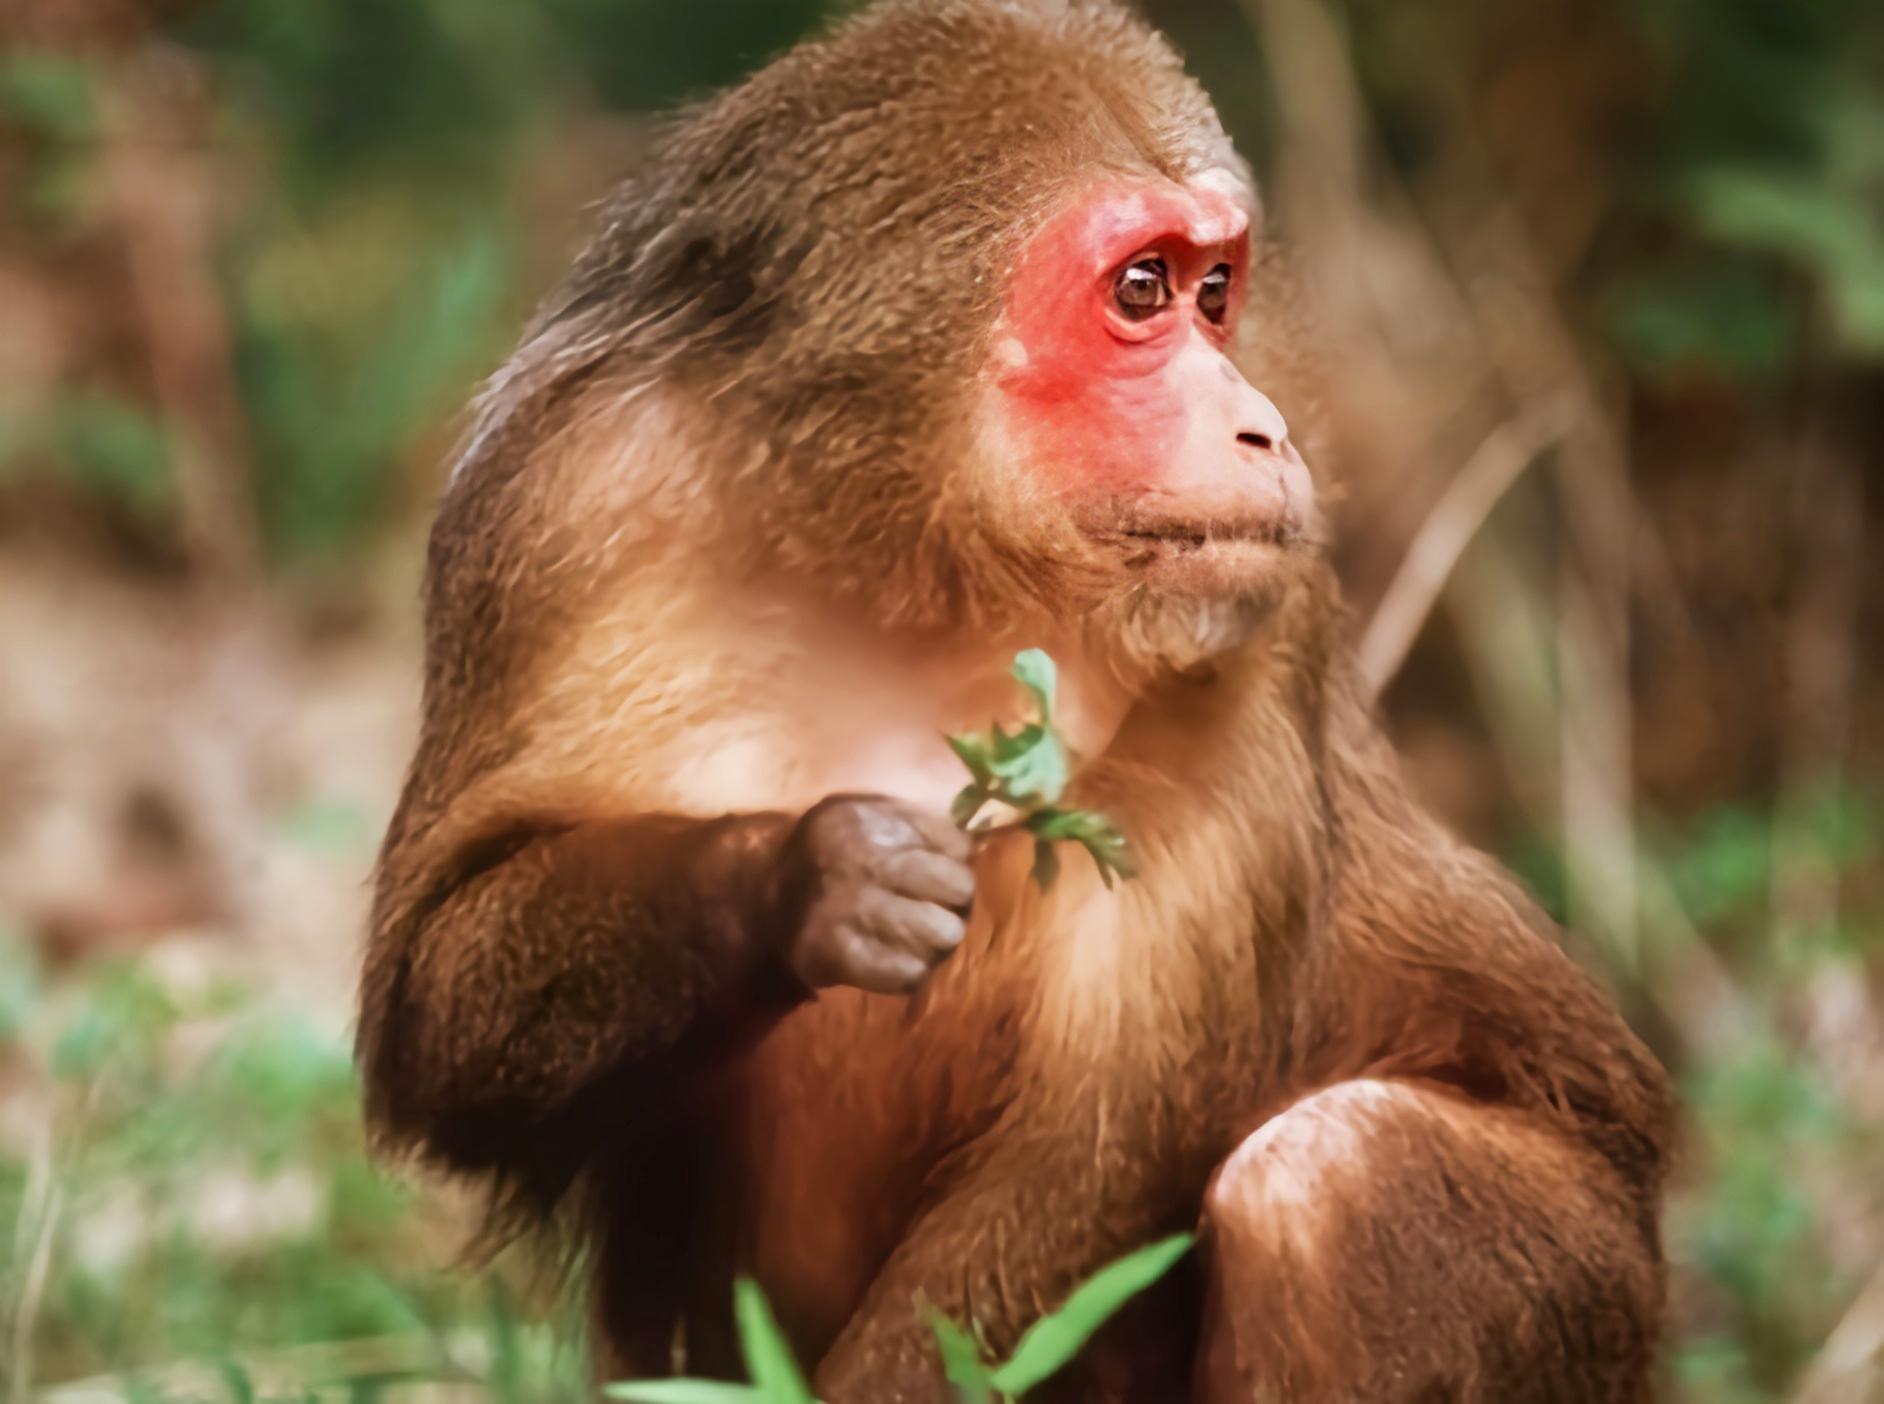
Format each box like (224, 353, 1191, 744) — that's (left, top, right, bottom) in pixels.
(359, 789, 972, 1206)
(358, 811, 801, 1199)
(1319, 696, 1673, 1190)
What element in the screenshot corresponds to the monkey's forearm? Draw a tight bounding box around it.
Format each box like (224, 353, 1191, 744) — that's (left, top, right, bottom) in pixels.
(362, 811, 804, 1176)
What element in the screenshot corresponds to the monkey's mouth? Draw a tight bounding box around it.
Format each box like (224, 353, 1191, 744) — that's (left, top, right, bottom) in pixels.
(1094, 512, 1300, 563)
(1120, 519, 1287, 550)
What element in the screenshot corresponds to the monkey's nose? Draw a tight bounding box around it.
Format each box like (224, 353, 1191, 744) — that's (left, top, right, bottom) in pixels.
(1234, 413, 1291, 456)
(1229, 377, 1292, 456)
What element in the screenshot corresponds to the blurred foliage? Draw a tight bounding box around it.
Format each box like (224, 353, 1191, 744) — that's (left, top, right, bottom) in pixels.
(0, 928, 587, 1399)
(0, 0, 850, 565)
(0, 392, 174, 524)
(1628, 0, 1884, 365)
(1645, 785, 1882, 1396)
(176, 1, 546, 558)
(1501, 781, 1881, 1401)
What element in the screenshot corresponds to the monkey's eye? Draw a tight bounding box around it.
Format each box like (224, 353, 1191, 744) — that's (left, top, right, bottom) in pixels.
(1113, 258, 1172, 320)
(1198, 264, 1233, 323)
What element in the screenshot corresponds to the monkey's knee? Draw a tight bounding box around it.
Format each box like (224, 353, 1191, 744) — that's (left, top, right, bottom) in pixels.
(1206, 1078, 1395, 1228)
(1196, 1079, 1661, 1404)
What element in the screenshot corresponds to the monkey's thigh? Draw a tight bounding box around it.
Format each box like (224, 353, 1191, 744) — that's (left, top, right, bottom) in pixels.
(1193, 1079, 1661, 1404)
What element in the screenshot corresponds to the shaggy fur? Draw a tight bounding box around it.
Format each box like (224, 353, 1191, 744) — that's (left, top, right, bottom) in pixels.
(358, 3, 1672, 1399)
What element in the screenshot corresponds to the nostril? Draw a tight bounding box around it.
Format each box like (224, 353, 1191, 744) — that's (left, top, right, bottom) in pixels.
(1236, 431, 1273, 451)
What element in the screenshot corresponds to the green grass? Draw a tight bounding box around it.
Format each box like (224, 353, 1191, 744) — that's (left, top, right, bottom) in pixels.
(0, 932, 587, 1401)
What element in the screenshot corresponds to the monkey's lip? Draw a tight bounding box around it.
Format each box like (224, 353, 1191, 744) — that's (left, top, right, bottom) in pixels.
(1092, 513, 1299, 557)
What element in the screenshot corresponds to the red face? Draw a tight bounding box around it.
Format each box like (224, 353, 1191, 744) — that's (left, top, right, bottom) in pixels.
(986, 175, 1314, 594)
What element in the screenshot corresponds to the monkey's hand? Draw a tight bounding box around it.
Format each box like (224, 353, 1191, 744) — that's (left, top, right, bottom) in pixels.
(776, 795, 975, 996)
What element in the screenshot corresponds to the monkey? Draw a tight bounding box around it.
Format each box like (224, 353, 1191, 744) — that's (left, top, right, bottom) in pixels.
(356, 1, 1674, 1399)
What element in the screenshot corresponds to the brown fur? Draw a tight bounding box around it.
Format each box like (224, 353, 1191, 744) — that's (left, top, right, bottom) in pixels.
(358, 3, 1672, 1399)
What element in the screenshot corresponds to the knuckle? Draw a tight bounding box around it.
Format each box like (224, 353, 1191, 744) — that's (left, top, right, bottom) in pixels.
(808, 798, 865, 846)
(795, 795, 968, 901)
(926, 909, 967, 951)
(943, 862, 977, 905)
(849, 882, 896, 926)
(853, 938, 924, 995)
(890, 837, 972, 882)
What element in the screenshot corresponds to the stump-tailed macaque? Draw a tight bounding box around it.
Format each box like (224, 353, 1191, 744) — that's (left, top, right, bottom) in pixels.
(359, 2, 1673, 1398)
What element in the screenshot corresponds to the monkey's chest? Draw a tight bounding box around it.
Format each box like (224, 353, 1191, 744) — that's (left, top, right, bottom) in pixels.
(644, 623, 1126, 823)
(715, 854, 1253, 1355)
(707, 987, 990, 1355)
(664, 713, 967, 817)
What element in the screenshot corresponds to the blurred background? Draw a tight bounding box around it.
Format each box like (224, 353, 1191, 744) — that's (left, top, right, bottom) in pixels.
(1, 0, 1879, 1399)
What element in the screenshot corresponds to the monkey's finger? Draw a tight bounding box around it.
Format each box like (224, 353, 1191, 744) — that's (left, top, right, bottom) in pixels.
(793, 916, 928, 994)
(888, 802, 973, 862)
(829, 929, 933, 995)
(856, 887, 967, 959)
(876, 848, 975, 912)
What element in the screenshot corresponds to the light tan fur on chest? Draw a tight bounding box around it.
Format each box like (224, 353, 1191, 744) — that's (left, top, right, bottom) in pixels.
(524, 562, 1132, 823)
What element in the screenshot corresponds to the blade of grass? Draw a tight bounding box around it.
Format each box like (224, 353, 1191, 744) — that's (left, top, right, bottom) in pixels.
(989, 1234, 1194, 1395)
(733, 1278, 815, 1403)
(927, 1310, 995, 1403)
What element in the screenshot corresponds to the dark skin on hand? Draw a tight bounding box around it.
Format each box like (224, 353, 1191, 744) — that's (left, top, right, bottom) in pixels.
(357, 2, 1674, 1400)
(781, 797, 976, 996)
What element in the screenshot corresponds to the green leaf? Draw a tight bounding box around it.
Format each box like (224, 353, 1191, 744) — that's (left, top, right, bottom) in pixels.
(1025, 809, 1107, 842)
(989, 722, 1042, 764)
(951, 782, 992, 829)
(1010, 648, 1058, 723)
(988, 729, 1067, 807)
(1025, 809, 1136, 888)
(945, 732, 995, 786)
(1075, 826, 1136, 887)
(941, 650, 1136, 891)
(604, 1384, 761, 1403)
(733, 1277, 815, 1403)
(927, 1309, 995, 1403)
(989, 1234, 1194, 1395)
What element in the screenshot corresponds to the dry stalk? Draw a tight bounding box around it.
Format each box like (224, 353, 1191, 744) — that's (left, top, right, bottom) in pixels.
(1357, 397, 1574, 699)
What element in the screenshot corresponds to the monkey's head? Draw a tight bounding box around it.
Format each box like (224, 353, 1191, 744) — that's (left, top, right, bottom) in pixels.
(975, 169, 1317, 623)
(504, 0, 1326, 666)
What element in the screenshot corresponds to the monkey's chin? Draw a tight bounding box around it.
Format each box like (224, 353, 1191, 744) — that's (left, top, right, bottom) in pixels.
(1084, 534, 1312, 673)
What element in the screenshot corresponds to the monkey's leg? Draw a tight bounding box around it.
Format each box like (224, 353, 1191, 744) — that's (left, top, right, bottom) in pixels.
(813, 1133, 1177, 1404)
(1193, 1079, 1662, 1404)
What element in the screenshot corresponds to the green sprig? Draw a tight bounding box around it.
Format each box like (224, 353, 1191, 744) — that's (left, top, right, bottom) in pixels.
(946, 649, 1137, 889)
